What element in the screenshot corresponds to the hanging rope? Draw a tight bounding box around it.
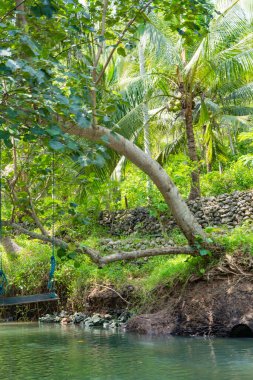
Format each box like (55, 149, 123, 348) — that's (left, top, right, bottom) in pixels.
(0, 140, 7, 295)
(0, 143, 58, 302)
(0, 139, 2, 254)
(48, 150, 56, 292)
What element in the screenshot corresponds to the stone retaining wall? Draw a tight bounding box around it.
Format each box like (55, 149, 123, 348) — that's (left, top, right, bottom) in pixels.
(99, 190, 253, 236)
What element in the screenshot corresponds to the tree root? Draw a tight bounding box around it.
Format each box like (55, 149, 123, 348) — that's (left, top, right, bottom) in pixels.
(204, 254, 253, 280)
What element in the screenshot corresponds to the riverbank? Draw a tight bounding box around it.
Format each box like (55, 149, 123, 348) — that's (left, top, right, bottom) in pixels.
(35, 252, 253, 338)
(127, 253, 253, 337)
(0, 211, 253, 337)
(39, 309, 131, 329)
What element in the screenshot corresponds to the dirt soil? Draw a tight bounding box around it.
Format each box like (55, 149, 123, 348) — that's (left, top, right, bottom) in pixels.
(85, 284, 135, 316)
(126, 253, 253, 337)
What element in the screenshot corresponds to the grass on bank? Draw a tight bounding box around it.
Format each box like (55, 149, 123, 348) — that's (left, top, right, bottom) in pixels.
(1, 222, 252, 311)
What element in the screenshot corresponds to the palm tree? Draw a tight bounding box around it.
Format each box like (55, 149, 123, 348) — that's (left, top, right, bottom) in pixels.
(6, 0, 251, 211)
(132, 0, 253, 198)
(79, 0, 253, 201)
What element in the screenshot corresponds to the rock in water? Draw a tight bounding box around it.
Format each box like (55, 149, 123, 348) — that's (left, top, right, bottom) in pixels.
(73, 312, 86, 324)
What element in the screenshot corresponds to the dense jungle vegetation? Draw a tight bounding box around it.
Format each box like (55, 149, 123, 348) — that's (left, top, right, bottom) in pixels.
(0, 0, 252, 310)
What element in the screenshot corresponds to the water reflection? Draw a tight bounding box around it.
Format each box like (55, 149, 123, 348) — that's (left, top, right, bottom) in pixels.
(0, 323, 253, 380)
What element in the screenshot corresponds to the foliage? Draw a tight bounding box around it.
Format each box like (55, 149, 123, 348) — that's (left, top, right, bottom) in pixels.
(0, 233, 205, 304)
(0, 0, 253, 310)
(0, 0, 252, 216)
(207, 223, 253, 255)
(2, 222, 252, 311)
(0, 237, 52, 294)
(201, 161, 253, 196)
(112, 157, 253, 209)
(238, 131, 253, 167)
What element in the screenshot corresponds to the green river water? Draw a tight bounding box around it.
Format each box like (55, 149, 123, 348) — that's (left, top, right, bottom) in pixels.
(0, 323, 253, 380)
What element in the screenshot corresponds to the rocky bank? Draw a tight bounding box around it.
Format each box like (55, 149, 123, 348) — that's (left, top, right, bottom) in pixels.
(35, 190, 253, 337)
(39, 310, 131, 329)
(3, 191, 253, 338)
(37, 254, 253, 338)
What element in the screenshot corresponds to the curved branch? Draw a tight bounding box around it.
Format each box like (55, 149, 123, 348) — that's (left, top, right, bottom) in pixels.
(95, 246, 198, 266)
(2, 220, 199, 267)
(95, 0, 153, 85)
(0, 0, 27, 22)
(2, 221, 68, 249)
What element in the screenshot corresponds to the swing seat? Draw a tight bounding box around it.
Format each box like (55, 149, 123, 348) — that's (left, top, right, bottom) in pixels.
(0, 292, 59, 306)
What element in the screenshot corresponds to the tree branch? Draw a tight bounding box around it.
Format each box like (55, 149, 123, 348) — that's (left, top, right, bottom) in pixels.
(16, 0, 27, 27)
(25, 187, 49, 236)
(2, 220, 199, 267)
(2, 221, 68, 249)
(0, 0, 27, 23)
(95, 0, 153, 85)
(93, 246, 198, 266)
(94, 0, 109, 69)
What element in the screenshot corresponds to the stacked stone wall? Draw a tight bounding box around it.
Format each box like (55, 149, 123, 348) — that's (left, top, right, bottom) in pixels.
(99, 190, 253, 236)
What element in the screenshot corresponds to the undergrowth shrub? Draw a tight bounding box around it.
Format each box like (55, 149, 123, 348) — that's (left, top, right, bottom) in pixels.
(201, 161, 253, 196)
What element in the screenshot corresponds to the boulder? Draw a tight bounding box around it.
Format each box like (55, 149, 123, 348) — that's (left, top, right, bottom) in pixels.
(73, 312, 86, 324)
(39, 314, 56, 323)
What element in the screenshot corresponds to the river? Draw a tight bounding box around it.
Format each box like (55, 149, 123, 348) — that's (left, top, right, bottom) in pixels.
(0, 323, 253, 379)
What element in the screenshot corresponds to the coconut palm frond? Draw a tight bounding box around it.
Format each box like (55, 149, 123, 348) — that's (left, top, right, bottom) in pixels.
(238, 131, 253, 142)
(204, 123, 228, 165)
(222, 106, 253, 115)
(115, 103, 145, 140)
(185, 39, 206, 75)
(208, 0, 248, 49)
(156, 134, 186, 165)
(239, 154, 253, 166)
(214, 49, 253, 83)
(221, 114, 253, 128)
(214, 33, 253, 62)
(143, 14, 182, 68)
(194, 1, 251, 82)
(225, 82, 253, 102)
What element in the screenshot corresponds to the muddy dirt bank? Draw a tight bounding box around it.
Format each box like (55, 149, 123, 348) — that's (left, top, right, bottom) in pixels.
(127, 255, 253, 337)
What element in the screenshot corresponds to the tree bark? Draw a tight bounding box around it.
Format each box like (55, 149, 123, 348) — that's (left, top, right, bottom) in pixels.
(0, 236, 21, 256)
(3, 221, 68, 248)
(63, 123, 206, 245)
(207, 162, 212, 173)
(16, 0, 27, 27)
(184, 93, 201, 200)
(94, 246, 198, 265)
(227, 126, 236, 155)
(26, 189, 49, 236)
(2, 221, 200, 266)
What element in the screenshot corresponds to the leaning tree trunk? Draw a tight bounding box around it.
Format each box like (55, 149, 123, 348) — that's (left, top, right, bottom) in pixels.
(64, 123, 207, 245)
(184, 93, 201, 200)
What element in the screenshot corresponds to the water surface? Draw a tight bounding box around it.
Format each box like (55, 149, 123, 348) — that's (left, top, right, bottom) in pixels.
(0, 323, 253, 380)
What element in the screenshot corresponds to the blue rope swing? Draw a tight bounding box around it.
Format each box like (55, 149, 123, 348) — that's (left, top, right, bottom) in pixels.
(0, 140, 7, 296)
(48, 150, 56, 292)
(48, 254, 56, 292)
(0, 266, 8, 296)
(0, 143, 58, 304)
